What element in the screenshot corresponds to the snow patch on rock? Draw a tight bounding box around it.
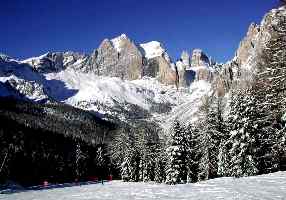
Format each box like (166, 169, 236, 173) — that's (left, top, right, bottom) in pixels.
(139, 41, 165, 60)
(110, 34, 128, 53)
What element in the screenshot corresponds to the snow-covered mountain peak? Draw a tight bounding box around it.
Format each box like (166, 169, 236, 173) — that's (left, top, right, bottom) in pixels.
(191, 49, 210, 67)
(139, 41, 166, 60)
(110, 33, 129, 52)
(21, 52, 50, 63)
(0, 53, 14, 62)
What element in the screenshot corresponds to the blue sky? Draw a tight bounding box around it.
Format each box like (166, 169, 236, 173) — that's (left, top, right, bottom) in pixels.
(0, 0, 277, 62)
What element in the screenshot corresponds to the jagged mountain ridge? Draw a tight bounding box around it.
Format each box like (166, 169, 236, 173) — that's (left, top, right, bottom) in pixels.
(18, 34, 213, 86)
(0, 52, 210, 130)
(212, 5, 286, 97)
(1, 5, 284, 129)
(0, 32, 216, 128)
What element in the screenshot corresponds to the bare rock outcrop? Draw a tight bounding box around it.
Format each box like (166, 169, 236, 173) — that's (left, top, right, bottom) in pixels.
(189, 49, 212, 82)
(115, 35, 143, 80)
(94, 38, 120, 77)
(191, 49, 210, 67)
(22, 52, 90, 73)
(235, 6, 286, 70)
(176, 51, 191, 87)
(140, 41, 176, 85)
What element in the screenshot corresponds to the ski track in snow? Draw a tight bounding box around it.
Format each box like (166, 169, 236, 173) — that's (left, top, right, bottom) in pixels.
(1, 172, 286, 200)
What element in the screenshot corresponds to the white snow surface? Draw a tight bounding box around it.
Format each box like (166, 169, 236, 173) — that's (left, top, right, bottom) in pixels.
(139, 41, 165, 59)
(44, 70, 180, 112)
(0, 53, 212, 126)
(20, 53, 49, 64)
(110, 34, 128, 53)
(45, 68, 210, 125)
(0, 60, 211, 125)
(163, 80, 212, 128)
(2, 171, 286, 200)
(0, 56, 211, 125)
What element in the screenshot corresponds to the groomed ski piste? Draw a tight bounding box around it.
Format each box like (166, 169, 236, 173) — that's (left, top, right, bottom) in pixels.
(1, 171, 286, 200)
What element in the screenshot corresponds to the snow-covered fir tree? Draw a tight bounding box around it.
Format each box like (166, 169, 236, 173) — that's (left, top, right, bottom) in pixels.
(195, 95, 226, 180)
(108, 125, 139, 181)
(74, 142, 86, 178)
(217, 141, 229, 177)
(165, 120, 185, 184)
(183, 124, 197, 183)
(165, 120, 196, 184)
(154, 148, 167, 183)
(121, 156, 131, 182)
(138, 145, 155, 182)
(226, 90, 259, 177)
(95, 146, 105, 168)
(253, 10, 286, 172)
(109, 123, 163, 182)
(121, 146, 140, 182)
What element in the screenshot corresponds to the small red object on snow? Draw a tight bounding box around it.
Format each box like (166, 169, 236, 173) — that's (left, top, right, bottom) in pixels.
(43, 181, 48, 187)
(108, 175, 113, 181)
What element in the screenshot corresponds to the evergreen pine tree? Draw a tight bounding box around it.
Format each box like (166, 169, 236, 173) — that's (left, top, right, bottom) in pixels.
(217, 141, 229, 176)
(226, 91, 259, 177)
(183, 124, 197, 183)
(253, 10, 286, 172)
(165, 120, 185, 184)
(121, 155, 132, 182)
(195, 95, 226, 180)
(153, 141, 167, 183)
(74, 142, 86, 179)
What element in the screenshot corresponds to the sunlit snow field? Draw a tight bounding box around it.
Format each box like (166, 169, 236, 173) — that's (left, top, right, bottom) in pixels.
(1, 172, 286, 200)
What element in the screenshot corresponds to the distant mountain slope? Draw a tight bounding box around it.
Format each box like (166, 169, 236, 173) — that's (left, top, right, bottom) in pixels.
(0, 54, 211, 128)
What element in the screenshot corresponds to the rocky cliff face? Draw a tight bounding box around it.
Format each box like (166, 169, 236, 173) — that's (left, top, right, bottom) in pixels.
(6, 78, 49, 102)
(191, 49, 210, 67)
(175, 6, 286, 90)
(95, 35, 144, 80)
(18, 5, 285, 92)
(211, 6, 286, 97)
(0, 5, 284, 134)
(20, 35, 177, 84)
(22, 52, 90, 73)
(235, 23, 260, 68)
(176, 49, 213, 87)
(176, 51, 190, 87)
(94, 35, 176, 82)
(115, 35, 143, 80)
(94, 39, 120, 77)
(235, 6, 286, 70)
(190, 49, 212, 82)
(22, 52, 64, 73)
(140, 41, 176, 85)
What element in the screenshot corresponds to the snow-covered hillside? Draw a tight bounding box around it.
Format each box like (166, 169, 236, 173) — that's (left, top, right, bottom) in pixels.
(2, 171, 286, 200)
(0, 55, 211, 125)
(44, 68, 211, 124)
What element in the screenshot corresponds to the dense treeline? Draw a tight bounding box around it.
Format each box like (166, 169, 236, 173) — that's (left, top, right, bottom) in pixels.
(109, 90, 285, 185)
(109, 6, 286, 184)
(0, 98, 116, 186)
(108, 121, 165, 182)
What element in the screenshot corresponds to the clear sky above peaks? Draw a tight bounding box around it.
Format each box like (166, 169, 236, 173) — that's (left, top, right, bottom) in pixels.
(0, 0, 277, 62)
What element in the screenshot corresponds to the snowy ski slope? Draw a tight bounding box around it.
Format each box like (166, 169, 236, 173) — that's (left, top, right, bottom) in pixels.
(1, 171, 286, 200)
